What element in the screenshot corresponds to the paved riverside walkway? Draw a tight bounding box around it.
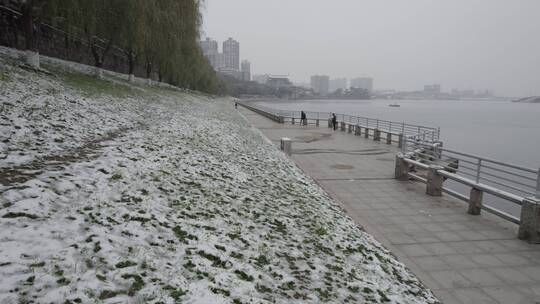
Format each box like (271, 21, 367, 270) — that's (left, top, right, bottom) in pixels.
(239, 106, 540, 304)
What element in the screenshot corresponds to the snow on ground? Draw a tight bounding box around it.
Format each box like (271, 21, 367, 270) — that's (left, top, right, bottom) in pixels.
(0, 47, 439, 303)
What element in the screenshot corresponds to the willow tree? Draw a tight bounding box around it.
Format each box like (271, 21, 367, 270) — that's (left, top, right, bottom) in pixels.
(116, 0, 147, 82)
(14, 0, 48, 68)
(56, 0, 124, 78)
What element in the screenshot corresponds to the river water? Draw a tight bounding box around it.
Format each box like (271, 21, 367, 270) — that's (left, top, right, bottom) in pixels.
(254, 99, 540, 217)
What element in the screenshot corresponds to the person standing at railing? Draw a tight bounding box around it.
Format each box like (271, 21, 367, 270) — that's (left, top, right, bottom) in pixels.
(301, 111, 307, 126)
(332, 113, 337, 131)
(235, 102, 238, 109)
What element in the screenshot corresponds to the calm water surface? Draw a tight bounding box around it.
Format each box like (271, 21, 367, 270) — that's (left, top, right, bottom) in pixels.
(255, 99, 540, 216)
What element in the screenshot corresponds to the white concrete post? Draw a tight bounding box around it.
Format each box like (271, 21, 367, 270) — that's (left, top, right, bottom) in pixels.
(292, 118, 295, 125)
(25, 50, 40, 69)
(364, 128, 370, 138)
(468, 188, 483, 215)
(348, 124, 353, 133)
(280, 137, 292, 156)
(398, 133, 404, 149)
(95, 67, 103, 79)
(426, 165, 444, 196)
(519, 198, 540, 243)
(316, 119, 319, 127)
(374, 129, 381, 141)
(395, 154, 409, 181)
(340, 121, 346, 131)
(386, 132, 392, 144)
(128, 74, 135, 82)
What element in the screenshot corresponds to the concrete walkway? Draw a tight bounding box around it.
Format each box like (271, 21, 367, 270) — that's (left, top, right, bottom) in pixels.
(239, 107, 540, 304)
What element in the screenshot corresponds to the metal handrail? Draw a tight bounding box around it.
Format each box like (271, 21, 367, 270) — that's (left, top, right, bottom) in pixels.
(242, 101, 440, 141)
(401, 135, 540, 226)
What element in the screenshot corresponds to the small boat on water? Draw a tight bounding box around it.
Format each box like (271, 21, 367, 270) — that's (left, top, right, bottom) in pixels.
(388, 102, 401, 107)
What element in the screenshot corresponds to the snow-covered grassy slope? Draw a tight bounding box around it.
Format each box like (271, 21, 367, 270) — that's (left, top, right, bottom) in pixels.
(0, 48, 439, 304)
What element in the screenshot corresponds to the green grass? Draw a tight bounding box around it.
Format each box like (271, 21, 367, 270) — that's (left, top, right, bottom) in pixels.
(0, 69, 8, 82)
(43, 64, 137, 98)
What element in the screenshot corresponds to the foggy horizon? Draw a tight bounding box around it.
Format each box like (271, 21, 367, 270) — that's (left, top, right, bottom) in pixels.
(202, 0, 540, 97)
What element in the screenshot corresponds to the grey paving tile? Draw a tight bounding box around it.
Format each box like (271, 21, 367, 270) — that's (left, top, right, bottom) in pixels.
(443, 255, 480, 269)
(474, 240, 509, 253)
(396, 244, 432, 257)
(424, 242, 458, 255)
(491, 267, 537, 284)
(434, 290, 464, 304)
(446, 242, 485, 254)
(452, 288, 498, 304)
(434, 231, 465, 242)
(431, 270, 472, 289)
(520, 266, 540, 281)
(482, 286, 533, 304)
(493, 253, 533, 266)
(469, 254, 506, 267)
(411, 256, 453, 272)
(458, 269, 504, 287)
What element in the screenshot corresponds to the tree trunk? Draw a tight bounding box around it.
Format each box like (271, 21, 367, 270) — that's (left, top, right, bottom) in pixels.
(146, 59, 152, 85)
(90, 41, 103, 78)
(22, 0, 34, 51)
(127, 50, 135, 82)
(22, 0, 39, 69)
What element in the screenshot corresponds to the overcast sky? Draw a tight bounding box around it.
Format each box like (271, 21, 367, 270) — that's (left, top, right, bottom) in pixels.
(202, 0, 540, 97)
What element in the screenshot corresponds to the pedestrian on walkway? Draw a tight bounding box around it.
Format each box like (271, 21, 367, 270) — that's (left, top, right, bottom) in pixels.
(332, 113, 337, 131)
(235, 102, 238, 109)
(301, 111, 307, 126)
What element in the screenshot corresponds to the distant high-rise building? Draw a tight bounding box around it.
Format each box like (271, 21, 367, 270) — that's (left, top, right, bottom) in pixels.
(311, 75, 330, 96)
(350, 77, 373, 91)
(330, 78, 348, 92)
(424, 84, 441, 95)
(200, 38, 219, 70)
(223, 38, 240, 70)
(241, 60, 251, 81)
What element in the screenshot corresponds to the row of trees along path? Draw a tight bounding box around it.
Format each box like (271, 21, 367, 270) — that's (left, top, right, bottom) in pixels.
(2, 0, 225, 94)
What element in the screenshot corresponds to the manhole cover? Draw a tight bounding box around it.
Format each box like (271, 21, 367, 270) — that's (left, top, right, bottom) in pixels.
(331, 164, 354, 170)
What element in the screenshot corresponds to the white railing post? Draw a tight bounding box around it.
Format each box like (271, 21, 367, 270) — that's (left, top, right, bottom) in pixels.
(395, 154, 409, 181)
(376, 119, 379, 129)
(475, 159, 482, 184)
(400, 135, 406, 153)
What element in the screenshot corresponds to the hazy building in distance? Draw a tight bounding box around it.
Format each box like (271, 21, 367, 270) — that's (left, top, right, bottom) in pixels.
(350, 77, 374, 92)
(199, 38, 219, 70)
(424, 84, 441, 95)
(311, 75, 330, 96)
(266, 75, 293, 89)
(330, 78, 348, 92)
(241, 60, 251, 81)
(253, 74, 270, 84)
(223, 38, 240, 70)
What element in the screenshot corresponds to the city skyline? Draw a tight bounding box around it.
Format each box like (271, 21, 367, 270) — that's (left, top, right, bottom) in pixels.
(201, 0, 540, 97)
